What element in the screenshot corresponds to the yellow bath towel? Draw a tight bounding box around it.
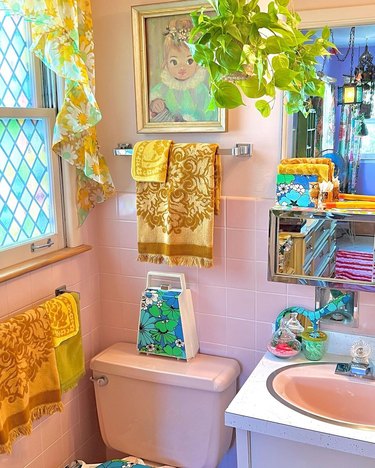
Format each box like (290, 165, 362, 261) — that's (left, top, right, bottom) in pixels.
(39, 292, 79, 346)
(278, 163, 329, 182)
(39, 293, 85, 393)
(0, 308, 63, 454)
(136, 143, 220, 268)
(131, 140, 173, 182)
(280, 158, 335, 181)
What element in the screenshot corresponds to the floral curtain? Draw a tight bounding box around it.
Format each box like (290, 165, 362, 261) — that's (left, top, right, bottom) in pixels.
(1, 0, 115, 225)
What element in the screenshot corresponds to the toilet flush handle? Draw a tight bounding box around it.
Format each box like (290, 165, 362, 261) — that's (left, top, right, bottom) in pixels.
(90, 375, 109, 386)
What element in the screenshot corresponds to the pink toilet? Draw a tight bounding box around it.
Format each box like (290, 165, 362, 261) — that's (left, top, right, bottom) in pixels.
(90, 343, 240, 467)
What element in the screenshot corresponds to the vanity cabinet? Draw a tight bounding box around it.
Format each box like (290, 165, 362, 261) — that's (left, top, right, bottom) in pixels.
(280, 219, 336, 278)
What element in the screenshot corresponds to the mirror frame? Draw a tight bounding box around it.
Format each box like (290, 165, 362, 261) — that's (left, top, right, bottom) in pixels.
(281, 4, 375, 159)
(268, 207, 375, 292)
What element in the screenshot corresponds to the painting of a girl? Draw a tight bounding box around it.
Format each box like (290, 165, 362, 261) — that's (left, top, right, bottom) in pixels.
(149, 18, 217, 123)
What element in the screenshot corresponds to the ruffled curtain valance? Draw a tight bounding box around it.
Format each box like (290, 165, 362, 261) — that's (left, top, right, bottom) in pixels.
(1, 0, 115, 224)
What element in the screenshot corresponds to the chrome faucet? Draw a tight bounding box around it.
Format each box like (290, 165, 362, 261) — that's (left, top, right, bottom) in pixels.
(335, 340, 375, 381)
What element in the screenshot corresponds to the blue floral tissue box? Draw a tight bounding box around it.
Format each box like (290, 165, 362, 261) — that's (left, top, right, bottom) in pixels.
(276, 174, 318, 208)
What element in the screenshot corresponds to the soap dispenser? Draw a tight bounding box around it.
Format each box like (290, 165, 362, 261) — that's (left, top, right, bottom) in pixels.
(267, 319, 301, 359)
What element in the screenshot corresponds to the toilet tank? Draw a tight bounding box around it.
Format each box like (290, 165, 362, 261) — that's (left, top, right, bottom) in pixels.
(90, 343, 240, 468)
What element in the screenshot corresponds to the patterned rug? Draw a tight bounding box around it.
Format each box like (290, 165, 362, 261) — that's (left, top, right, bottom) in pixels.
(335, 249, 375, 282)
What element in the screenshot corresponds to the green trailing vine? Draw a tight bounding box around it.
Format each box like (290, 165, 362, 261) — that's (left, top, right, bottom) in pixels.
(188, 0, 337, 117)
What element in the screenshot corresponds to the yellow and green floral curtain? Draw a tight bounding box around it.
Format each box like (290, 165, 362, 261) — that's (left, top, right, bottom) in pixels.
(1, 0, 115, 224)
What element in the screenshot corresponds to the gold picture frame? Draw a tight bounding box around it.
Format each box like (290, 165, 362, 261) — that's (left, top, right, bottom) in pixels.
(131, 0, 227, 133)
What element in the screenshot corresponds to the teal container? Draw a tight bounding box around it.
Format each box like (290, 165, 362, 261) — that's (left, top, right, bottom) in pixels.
(301, 331, 328, 361)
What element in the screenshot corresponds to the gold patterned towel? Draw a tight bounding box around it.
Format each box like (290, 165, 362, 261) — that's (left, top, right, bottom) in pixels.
(131, 140, 173, 182)
(39, 293, 85, 393)
(0, 309, 63, 454)
(136, 143, 220, 268)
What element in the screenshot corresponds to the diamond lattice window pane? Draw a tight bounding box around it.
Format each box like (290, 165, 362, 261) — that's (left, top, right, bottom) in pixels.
(0, 11, 32, 107)
(0, 118, 54, 250)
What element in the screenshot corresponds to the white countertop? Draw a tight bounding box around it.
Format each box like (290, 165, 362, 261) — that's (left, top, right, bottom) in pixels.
(225, 333, 375, 459)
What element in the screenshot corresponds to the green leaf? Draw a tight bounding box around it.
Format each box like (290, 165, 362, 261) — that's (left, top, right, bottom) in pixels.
(252, 12, 271, 28)
(213, 81, 244, 108)
(275, 0, 290, 6)
(238, 76, 266, 98)
(155, 319, 178, 333)
(272, 54, 289, 71)
(265, 36, 283, 54)
(274, 68, 297, 89)
(321, 26, 330, 40)
(149, 305, 161, 317)
(255, 99, 271, 117)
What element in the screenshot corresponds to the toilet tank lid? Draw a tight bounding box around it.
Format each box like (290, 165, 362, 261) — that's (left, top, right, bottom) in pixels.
(90, 343, 240, 392)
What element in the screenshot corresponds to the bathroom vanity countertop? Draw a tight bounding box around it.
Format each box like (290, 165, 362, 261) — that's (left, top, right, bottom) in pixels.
(225, 350, 375, 462)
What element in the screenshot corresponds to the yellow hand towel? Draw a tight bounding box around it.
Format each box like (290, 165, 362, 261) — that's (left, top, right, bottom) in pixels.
(39, 293, 85, 393)
(131, 140, 173, 182)
(278, 163, 329, 182)
(280, 157, 334, 181)
(136, 143, 220, 268)
(0, 309, 63, 454)
(39, 292, 79, 346)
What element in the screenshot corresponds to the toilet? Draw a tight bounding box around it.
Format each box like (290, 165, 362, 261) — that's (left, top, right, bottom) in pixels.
(89, 342, 240, 468)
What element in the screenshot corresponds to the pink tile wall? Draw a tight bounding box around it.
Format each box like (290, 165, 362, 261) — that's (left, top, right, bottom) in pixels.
(0, 212, 106, 468)
(97, 193, 375, 390)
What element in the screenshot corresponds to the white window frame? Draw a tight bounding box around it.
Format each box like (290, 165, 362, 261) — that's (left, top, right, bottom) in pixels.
(0, 14, 82, 271)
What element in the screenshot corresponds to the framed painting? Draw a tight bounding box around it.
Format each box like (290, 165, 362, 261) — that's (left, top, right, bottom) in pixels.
(131, 0, 227, 133)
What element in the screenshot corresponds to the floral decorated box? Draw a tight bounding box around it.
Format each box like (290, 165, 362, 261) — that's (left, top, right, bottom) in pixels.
(276, 173, 319, 208)
(137, 272, 199, 360)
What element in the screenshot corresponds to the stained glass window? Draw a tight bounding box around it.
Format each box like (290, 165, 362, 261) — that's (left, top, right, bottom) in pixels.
(0, 10, 32, 108)
(0, 8, 64, 267)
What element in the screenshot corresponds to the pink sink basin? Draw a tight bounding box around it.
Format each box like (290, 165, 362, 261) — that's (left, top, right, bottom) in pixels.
(267, 362, 375, 428)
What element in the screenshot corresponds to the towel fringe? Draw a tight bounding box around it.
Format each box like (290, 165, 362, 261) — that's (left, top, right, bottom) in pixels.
(0, 402, 63, 454)
(137, 253, 213, 268)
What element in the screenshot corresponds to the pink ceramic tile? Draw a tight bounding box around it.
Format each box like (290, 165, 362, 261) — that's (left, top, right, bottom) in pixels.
(255, 321, 273, 352)
(198, 257, 226, 287)
(100, 299, 126, 328)
(120, 249, 146, 277)
(97, 246, 122, 274)
(227, 197, 256, 229)
(357, 303, 375, 335)
(359, 292, 375, 306)
(287, 294, 315, 309)
(227, 288, 255, 320)
(117, 192, 137, 220)
(100, 326, 128, 349)
(28, 266, 54, 304)
(61, 396, 80, 435)
(100, 273, 126, 301)
(226, 259, 255, 290)
(226, 317, 255, 349)
(95, 219, 128, 247)
(40, 411, 62, 451)
(255, 229, 269, 261)
(199, 341, 227, 356)
(42, 438, 66, 468)
(215, 197, 226, 227)
(255, 292, 287, 323)
(213, 227, 226, 258)
(287, 283, 315, 299)
(6, 274, 32, 313)
(196, 313, 226, 344)
(255, 261, 287, 294)
(118, 221, 138, 249)
(25, 455, 45, 468)
(82, 331, 94, 364)
(142, 262, 198, 285)
(255, 198, 274, 230)
(226, 346, 257, 384)
(121, 276, 146, 303)
(197, 285, 226, 316)
(226, 229, 256, 260)
(0, 422, 43, 468)
(95, 194, 117, 219)
(123, 302, 141, 329)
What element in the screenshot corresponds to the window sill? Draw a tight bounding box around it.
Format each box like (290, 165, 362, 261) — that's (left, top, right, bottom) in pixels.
(0, 244, 92, 284)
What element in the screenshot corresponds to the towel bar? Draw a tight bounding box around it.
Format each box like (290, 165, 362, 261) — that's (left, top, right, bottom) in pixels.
(113, 142, 252, 158)
(55, 285, 80, 297)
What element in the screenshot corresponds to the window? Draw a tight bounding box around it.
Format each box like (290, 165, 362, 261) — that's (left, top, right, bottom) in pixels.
(0, 10, 65, 269)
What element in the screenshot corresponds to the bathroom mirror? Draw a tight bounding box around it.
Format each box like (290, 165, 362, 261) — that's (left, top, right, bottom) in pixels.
(268, 207, 375, 292)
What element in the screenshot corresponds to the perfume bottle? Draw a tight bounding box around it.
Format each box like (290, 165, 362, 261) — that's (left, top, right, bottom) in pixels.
(286, 312, 304, 341)
(267, 319, 301, 359)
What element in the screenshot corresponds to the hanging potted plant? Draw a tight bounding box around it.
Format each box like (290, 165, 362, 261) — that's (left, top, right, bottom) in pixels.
(188, 0, 337, 116)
